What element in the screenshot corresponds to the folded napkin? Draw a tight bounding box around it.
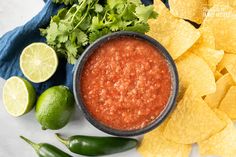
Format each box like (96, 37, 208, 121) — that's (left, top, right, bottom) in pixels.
(0, 0, 158, 94)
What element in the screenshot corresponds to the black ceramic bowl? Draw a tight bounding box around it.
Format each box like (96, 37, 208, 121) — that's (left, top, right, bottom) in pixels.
(73, 31, 179, 136)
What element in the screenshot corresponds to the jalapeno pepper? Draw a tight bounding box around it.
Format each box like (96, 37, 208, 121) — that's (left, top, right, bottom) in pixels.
(20, 136, 72, 157)
(55, 133, 138, 156)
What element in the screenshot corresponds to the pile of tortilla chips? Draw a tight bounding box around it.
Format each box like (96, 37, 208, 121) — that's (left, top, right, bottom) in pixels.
(139, 0, 236, 156)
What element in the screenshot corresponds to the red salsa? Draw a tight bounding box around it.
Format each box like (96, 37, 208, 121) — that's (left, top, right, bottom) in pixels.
(80, 37, 172, 131)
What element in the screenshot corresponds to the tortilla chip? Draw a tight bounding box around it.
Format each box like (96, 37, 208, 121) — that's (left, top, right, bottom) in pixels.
(225, 62, 236, 83)
(193, 47, 224, 72)
(214, 109, 232, 123)
(217, 53, 236, 82)
(185, 26, 223, 72)
(214, 71, 223, 80)
(176, 53, 216, 96)
(217, 53, 236, 71)
(208, 0, 236, 8)
(198, 110, 236, 157)
(138, 124, 192, 157)
(169, 0, 208, 24)
(187, 26, 223, 72)
(203, 5, 236, 53)
(205, 73, 235, 108)
(163, 87, 226, 144)
(219, 86, 236, 120)
(194, 26, 216, 49)
(147, 0, 200, 59)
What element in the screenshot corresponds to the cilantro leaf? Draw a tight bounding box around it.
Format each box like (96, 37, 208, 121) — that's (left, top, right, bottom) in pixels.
(135, 5, 157, 22)
(89, 28, 111, 44)
(124, 22, 150, 33)
(107, 0, 124, 9)
(95, 4, 103, 13)
(128, 0, 142, 5)
(45, 23, 59, 42)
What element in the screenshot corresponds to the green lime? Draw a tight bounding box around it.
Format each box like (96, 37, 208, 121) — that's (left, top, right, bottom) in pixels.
(35, 85, 75, 130)
(2, 76, 36, 117)
(20, 42, 58, 83)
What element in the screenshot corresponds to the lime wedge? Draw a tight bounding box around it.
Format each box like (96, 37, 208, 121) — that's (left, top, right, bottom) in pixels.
(20, 43, 58, 83)
(2, 76, 36, 117)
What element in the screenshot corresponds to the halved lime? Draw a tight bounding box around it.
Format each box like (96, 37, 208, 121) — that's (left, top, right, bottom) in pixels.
(20, 43, 58, 83)
(2, 76, 36, 117)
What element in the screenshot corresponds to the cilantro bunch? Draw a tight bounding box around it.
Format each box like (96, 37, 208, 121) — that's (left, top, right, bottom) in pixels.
(40, 0, 157, 64)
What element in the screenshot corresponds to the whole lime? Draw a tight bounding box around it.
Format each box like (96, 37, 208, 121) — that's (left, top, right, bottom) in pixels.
(35, 85, 75, 130)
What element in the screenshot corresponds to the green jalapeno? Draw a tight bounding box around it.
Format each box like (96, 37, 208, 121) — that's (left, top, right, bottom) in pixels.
(55, 133, 138, 156)
(20, 136, 72, 157)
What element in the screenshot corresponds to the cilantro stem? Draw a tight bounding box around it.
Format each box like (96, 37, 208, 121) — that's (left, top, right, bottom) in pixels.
(120, 4, 128, 17)
(70, 0, 87, 23)
(102, 10, 108, 22)
(73, 0, 98, 31)
(73, 6, 90, 31)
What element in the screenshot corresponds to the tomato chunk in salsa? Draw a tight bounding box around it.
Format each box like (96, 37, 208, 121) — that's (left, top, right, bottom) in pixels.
(80, 37, 172, 131)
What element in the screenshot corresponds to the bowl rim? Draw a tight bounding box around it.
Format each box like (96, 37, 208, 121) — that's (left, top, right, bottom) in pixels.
(73, 31, 179, 136)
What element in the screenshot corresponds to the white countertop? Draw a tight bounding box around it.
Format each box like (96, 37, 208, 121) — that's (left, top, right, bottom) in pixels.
(0, 1, 213, 157)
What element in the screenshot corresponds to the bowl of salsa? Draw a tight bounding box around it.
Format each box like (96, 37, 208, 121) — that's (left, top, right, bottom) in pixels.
(73, 31, 178, 136)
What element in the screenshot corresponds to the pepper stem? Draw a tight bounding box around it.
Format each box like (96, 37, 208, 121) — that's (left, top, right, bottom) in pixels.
(55, 133, 69, 146)
(20, 136, 40, 152)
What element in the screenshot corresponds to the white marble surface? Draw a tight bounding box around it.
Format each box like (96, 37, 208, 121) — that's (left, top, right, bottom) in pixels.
(0, 0, 213, 157)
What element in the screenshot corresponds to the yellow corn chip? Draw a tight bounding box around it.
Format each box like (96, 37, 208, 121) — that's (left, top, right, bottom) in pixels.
(225, 62, 236, 83)
(176, 53, 216, 96)
(217, 53, 236, 72)
(214, 109, 232, 123)
(217, 53, 236, 82)
(203, 5, 236, 53)
(147, 0, 200, 59)
(194, 26, 216, 49)
(169, 0, 208, 24)
(208, 0, 236, 8)
(214, 71, 223, 80)
(163, 87, 226, 144)
(193, 47, 224, 72)
(188, 26, 223, 72)
(205, 73, 235, 108)
(183, 27, 222, 72)
(219, 86, 236, 120)
(138, 124, 192, 157)
(198, 110, 236, 156)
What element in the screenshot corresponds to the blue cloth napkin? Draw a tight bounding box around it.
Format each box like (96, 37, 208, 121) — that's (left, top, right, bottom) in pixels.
(0, 0, 70, 94)
(0, 0, 157, 94)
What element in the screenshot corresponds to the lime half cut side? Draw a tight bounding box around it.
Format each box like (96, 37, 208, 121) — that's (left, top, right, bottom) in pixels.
(20, 43, 58, 83)
(2, 76, 36, 117)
